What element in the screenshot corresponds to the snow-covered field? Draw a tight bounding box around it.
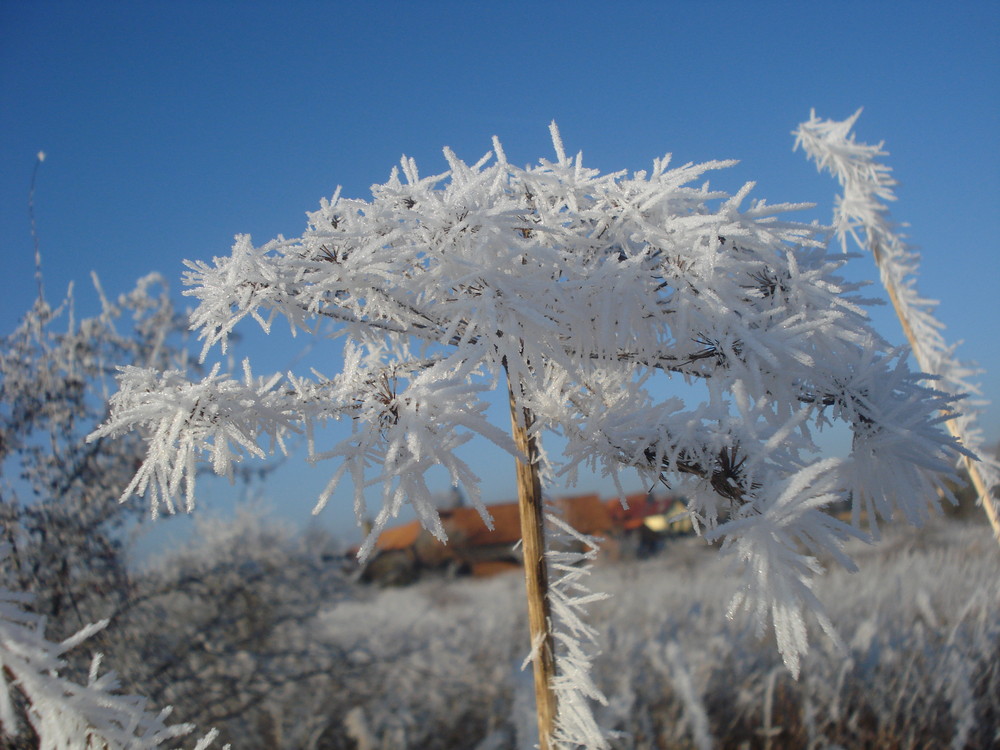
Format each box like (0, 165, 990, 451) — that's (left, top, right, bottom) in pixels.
(308, 519, 999, 749)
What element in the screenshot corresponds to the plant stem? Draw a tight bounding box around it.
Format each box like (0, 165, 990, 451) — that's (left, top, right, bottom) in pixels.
(872, 242, 1000, 542)
(506, 374, 557, 750)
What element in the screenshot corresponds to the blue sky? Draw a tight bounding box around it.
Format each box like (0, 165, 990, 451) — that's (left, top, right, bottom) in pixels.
(2, 1, 998, 546)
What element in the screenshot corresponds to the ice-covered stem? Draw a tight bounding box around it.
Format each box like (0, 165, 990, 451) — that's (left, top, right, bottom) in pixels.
(506, 367, 558, 750)
(795, 109, 999, 541)
(545, 513, 610, 749)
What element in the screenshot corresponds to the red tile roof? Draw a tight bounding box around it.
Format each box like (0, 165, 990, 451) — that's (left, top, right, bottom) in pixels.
(554, 493, 611, 536)
(373, 493, 618, 553)
(374, 519, 422, 551)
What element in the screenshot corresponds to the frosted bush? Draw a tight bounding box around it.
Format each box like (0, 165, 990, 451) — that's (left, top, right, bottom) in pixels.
(103, 507, 351, 747)
(0, 271, 191, 644)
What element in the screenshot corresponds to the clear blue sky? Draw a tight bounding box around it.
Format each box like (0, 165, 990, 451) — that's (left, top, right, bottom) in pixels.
(2, 1, 998, 545)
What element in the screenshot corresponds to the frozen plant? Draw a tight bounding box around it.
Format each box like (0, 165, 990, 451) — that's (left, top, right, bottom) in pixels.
(794, 109, 1000, 537)
(544, 513, 610, 749)
(94, 120, 975, 746)
(297, 520, 1000, 748)
(113, 506, 353, 746)
(2, 149, 308, 745)
(0, 265, 190, 643)
(0, 545, 224, 749)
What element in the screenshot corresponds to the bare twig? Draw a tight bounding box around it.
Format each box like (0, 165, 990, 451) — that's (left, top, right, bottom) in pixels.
(29, 151, 46, 303)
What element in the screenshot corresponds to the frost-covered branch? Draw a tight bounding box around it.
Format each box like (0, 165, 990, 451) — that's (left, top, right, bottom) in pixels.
(544, 513, 610, 749)
(0, 547, 224, 749)
(89, 361, 302, 517)
(795, 108, 999, 539)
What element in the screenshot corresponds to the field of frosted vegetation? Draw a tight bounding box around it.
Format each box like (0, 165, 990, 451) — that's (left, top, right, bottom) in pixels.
(97, 514, 999, 750)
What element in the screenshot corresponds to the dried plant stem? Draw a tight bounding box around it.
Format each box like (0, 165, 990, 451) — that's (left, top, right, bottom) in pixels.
(506, 374, 557, 750)
(29, 151, 46, 303)
(872, 242, 1000, 541)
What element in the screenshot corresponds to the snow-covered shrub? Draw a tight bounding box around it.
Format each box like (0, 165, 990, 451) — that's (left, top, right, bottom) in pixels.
(0, 246, 234, 745)
(108, 508, 352, 748)
(1, 273, 188, 645)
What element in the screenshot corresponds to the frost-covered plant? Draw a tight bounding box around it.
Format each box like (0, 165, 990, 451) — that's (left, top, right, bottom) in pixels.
(0, 271, 189, 643)
(111, 507, 352, 747)
(93, 120, 975, 744)
(0, 546, 224, 749)
(794, 109, 999, 536)
(2, 156, 291, 746)
(544, 514, 610, 748)
(300, 520, 999, 749)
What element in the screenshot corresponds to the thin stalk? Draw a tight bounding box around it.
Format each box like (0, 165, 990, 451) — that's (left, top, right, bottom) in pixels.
(30, 151, 46, 303)
(872, 241, 1000, 541)
(506, 371, 557, 750)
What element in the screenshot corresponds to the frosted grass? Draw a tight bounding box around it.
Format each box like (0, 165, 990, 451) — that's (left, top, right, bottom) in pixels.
(299, 520, 998, 749)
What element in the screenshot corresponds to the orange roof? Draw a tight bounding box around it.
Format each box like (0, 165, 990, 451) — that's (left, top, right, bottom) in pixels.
(555, 493, 613, 536)
(471, 560, 521, 577)
(374, 494, 617, 552)
(371, 504, 520, 553)
(606, 492, 672, 525)
(375, 519, 422, 551)
(442, 502, 523, 546)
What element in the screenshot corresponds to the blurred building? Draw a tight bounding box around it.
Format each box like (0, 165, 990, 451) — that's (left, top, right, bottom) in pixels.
(356, 491, 690, 585)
